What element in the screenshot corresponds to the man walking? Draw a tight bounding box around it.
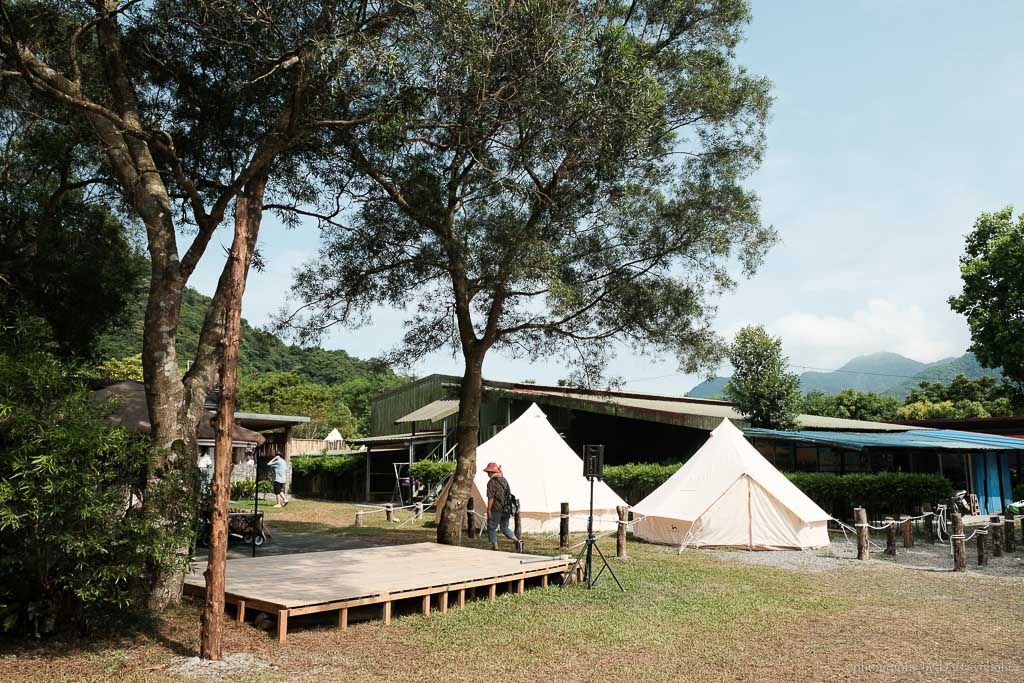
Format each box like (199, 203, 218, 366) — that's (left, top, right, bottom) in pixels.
(267, 452, 290, 508)
(483, 462, 520, 551)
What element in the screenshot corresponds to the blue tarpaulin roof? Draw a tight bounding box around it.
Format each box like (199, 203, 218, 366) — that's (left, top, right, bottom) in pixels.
(743, 428, 1024, 452)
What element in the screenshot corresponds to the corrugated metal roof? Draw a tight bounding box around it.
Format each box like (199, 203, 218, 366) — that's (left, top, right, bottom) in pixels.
(744, 428, 1024, 451)
(499, 387, 916, 432)
(395, 399, 460, 424)
(349, 431, 444, 444)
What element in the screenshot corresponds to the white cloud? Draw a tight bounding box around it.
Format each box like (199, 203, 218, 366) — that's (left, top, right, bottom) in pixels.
(769, 299, 970, 370)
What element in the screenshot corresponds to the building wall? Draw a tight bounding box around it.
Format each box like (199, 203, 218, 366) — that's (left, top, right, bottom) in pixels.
(370, 374, 460, 435)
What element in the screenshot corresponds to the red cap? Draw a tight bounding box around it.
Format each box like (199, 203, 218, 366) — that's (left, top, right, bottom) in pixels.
(483, 462, 501, 473)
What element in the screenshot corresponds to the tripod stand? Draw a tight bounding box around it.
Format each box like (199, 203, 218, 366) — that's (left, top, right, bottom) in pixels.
(561, 475, 624, 592)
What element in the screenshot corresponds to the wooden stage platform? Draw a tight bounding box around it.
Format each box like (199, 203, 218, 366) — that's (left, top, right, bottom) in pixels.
(184, 543, 573, 642)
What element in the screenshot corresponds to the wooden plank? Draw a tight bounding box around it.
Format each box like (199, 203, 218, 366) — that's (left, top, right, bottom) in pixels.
(277, 610, 289, 644)
(338, 608, 348, 629)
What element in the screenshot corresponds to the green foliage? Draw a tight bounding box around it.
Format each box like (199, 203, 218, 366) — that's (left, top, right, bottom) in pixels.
(93, 354, 146, 382)
(237, 371, 361, 439)
(725, 326, 801, 430)
(784, 472, 953, 518)
(897, 399, 993, 420)
(0, 118, 145, 359)
(409, 460, 456, 490)
(289, 455, 366, 501)
(902, 373, 1016, 417)
(0, 315, 185, 636)
(949, 207, 1024, 399)
(603, 463, 683, 504)
(801, 388, 901, 422)
(229, 478, 274, 500)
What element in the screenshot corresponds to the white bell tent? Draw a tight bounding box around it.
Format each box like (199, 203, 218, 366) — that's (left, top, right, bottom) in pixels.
(435, 403, 626, 533)
(632, 419, 830, 550)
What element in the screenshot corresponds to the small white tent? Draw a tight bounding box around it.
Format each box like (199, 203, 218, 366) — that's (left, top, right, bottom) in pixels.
(324, 428, 344, 443)
(632, 419, 830, 550)
(435, 403, 627, 533)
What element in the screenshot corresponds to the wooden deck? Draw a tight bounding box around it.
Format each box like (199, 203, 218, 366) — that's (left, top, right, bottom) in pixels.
(183, 543, 573, 643)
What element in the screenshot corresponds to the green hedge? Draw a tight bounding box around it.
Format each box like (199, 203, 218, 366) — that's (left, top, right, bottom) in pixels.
(409, 460, 456, 489)
(290, 454, 366, 501)
(603, 463, 682, 504)
(603, 463, 953, 517)
(783, 472, 952, 518)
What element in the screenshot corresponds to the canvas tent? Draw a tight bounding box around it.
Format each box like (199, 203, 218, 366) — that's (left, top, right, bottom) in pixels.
(632, 419, 830, 550)
(435, 403, 627, 533)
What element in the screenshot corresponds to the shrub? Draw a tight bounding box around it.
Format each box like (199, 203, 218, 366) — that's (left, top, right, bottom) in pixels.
(784, 472, 952, 518)
(0, 316, 183, 636)
(289, 454, 365, 501)
(409, 460, 456, 490)
(603, 463, 682, 504)
(230, 478, 274, 500)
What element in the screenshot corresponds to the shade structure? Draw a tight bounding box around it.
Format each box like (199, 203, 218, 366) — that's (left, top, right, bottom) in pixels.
(632, 419, 830, 550)
(435, 403, 627, 533)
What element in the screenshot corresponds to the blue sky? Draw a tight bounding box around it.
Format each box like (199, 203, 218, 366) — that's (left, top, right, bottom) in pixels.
(188, 1, 1024, 395)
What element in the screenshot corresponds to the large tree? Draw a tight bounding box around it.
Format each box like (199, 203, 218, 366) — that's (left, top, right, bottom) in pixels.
(724, 325, 800, 430)
(1, 0, 401, 658)
(949, 207, 1024, 401)
(287, 0, 774, 544)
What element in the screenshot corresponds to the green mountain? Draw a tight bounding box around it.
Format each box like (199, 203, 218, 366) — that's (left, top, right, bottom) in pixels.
(686, 352, 1003, 399)
(95, 285, 403, 388)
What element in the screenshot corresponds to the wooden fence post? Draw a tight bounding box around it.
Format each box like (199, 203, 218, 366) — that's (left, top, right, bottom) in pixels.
(466, 497, 476, 538)
(616, 505, 628, 560)
(854, 507, 869, 560)
(977, 527, 988, 566)
(900, 515, 913, 548)
(884, 517, 897, 555)
(559, 502, 570, 549)
(385, 504, 394, 523)
(990, 517, 1003, 558)
(1004, 510, 1015, 552)
(922, 503, 934, 544)
(951, 513, 966, 572)
(415, 502, 424, 519)
(355, 511, 364, 528)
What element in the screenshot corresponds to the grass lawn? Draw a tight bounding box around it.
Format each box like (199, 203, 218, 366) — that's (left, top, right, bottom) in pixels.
(3, 498, 1023, 682)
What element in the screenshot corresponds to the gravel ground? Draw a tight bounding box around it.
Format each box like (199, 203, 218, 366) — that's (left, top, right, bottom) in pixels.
(695, 529, 1024, 577)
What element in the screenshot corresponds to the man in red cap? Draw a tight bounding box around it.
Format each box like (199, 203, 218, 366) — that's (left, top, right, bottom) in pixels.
(483, 462, 519, 550)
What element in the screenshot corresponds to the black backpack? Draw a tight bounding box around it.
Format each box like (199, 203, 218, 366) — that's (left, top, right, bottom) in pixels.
(498, 477, 520, 516)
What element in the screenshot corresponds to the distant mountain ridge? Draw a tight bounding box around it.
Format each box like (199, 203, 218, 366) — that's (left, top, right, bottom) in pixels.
(686, 352, 1003, 399)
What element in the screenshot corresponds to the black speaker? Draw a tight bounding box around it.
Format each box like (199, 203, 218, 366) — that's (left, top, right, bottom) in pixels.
(582, 444, 605, 480)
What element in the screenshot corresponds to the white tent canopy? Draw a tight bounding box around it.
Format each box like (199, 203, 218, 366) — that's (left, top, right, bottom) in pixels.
(632, 419, 830, 550)
(324, 428, 344, 442)
(436, 403, 627, 533)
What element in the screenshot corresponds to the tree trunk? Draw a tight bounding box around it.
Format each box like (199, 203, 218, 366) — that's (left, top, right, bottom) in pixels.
(200, 178, 265, 660)
(437, 350, 486, 545)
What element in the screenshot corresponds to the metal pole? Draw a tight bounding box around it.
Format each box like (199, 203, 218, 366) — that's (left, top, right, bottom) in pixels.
(585, 475, 594, 587)
(252, 459, 259, 558)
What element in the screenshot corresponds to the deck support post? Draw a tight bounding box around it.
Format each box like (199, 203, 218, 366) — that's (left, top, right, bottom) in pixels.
(383, 600, 392, 625)
(277, 610, 289, 644)
(488, 583, 496, 602)
(458, 589, 466, 608)
(541, 574, 549, 588)
(516, 579, 525, 595)
(440, 592, 449, 614)
(237, 600, 246, 623)
(422, 595, 430, 617)
(338, 608, 348, 629)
